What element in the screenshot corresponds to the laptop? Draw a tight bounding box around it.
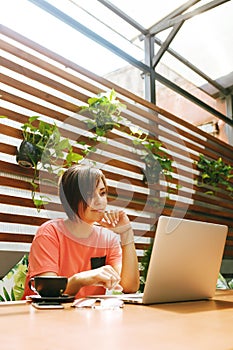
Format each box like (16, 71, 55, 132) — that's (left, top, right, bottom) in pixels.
(119, 216, 228, 305)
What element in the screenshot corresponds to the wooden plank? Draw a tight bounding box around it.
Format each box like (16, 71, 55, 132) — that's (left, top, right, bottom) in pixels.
(1, 90, 83, 125)
(1, 72, 82, 113)
(1, 58, 86, 108)
(0, 213, 47, 226)
(0, 233, 34, 243)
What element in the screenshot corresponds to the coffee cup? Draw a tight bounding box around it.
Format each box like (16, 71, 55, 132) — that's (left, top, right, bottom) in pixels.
(29, 276, 68, 297)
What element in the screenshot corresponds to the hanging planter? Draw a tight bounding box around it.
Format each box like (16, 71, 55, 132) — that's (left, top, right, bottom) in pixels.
(16, 116, 83, 211)
(143, 161, 161, 184)
(80, 89, 126, 137)
(195, 154, 233, 196)
(16, 140, 42, 168)
(131, 129, 173, 185)
(16, 116, 57, 169)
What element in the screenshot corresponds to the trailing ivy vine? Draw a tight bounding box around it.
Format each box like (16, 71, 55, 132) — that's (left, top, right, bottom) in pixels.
(196, 154, 233, 196)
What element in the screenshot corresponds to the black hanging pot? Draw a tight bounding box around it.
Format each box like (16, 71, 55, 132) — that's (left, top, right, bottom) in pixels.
(143, 162, 161, 184)
(16, 140, 42, 168)
(87, 119, 115, 135)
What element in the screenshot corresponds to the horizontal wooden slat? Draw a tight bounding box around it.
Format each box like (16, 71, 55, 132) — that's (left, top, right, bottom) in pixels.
(0, 233, 34, 244)
(0, 213, 47, 226)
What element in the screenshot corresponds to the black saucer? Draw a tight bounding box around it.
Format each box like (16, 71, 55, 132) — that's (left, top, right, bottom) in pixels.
(28, 294, 75, 303)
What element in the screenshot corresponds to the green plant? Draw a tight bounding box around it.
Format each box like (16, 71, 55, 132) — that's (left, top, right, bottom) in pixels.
(0, 254, 28, 302)
(17, 116, 83, 210)
(196, 154, 233, 196)
(217, 273, 233, 289)
(139, 241, 153, 292)
(80, 89, 126, 137)
(131, 129, 173, 184)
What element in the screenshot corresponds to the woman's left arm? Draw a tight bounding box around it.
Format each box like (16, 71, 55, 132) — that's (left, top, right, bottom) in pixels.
(102, 210, 140, 293)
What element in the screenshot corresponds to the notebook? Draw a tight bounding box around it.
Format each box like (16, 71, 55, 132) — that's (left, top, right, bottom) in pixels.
(119, 216, 228, 305)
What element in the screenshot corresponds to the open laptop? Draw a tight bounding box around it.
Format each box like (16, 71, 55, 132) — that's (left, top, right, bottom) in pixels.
(119, 216, 228, 305)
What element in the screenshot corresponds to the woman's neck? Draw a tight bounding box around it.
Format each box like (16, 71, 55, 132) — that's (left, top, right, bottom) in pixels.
(64, 218, 94, 238)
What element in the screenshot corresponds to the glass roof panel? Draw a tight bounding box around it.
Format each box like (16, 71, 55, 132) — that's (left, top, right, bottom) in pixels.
(161, 0, 233, 81)
(1, 0, 233, 89)
(1, 0, 132, 75)
(107, 0, 187, 29)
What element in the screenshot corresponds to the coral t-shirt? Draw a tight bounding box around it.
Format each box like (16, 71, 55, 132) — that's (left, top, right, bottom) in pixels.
(22, 219, 122, 299)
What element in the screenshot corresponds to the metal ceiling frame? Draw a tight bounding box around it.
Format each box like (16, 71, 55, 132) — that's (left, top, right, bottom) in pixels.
(146, 0, 230, 99)
(149, 0, 230, 35)
(28, 0, 233, 127)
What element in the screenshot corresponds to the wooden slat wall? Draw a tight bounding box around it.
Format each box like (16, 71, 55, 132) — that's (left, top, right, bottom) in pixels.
(1, 25, 233, 262)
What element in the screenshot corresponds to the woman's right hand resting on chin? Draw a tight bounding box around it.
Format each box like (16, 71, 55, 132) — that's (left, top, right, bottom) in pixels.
(65, 265, 121, 296)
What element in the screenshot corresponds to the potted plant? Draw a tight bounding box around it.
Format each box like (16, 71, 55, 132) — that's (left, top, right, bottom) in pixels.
(16, 116, 57, 168)
(0, 254, 28, 302)
(17, 116, 83, 169)
(131, 129, 173, 184)
(80, 89, 126, 137)
(16, 116, 83, 210)
(196, 154, 233, 196)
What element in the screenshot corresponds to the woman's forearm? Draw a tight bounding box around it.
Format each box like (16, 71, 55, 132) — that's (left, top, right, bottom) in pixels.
(120, 229, 140, 293)
(65, 265, 121, 296)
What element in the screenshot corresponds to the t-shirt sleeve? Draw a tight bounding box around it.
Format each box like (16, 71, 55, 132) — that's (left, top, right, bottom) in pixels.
(28, 224, 60, 276)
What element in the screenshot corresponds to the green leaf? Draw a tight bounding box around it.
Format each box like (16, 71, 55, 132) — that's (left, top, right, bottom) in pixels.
(30, 181, 39, 190)
(202, 173, 210, 180)
(56, 138, 70, 150)
(0, 295, 5, 302)
(28, 116, 40, 123)
(33, 196, 50, 212)
(217, 273, 229, 289)
(66, 151, 83, 165)
(11, 288, 15, 301)
(87, 96, 99, 105)
(77, 141, 87, 146)
(13, 285, 24, 300)
(3, 287, 11, 301)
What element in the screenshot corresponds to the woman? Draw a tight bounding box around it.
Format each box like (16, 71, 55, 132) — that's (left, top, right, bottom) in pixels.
(22, 164, 140, 299)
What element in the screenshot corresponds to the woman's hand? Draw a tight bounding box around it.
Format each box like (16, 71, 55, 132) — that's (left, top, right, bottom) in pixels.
(76, 265, 121, 290)
(101, 210, 131, 231)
